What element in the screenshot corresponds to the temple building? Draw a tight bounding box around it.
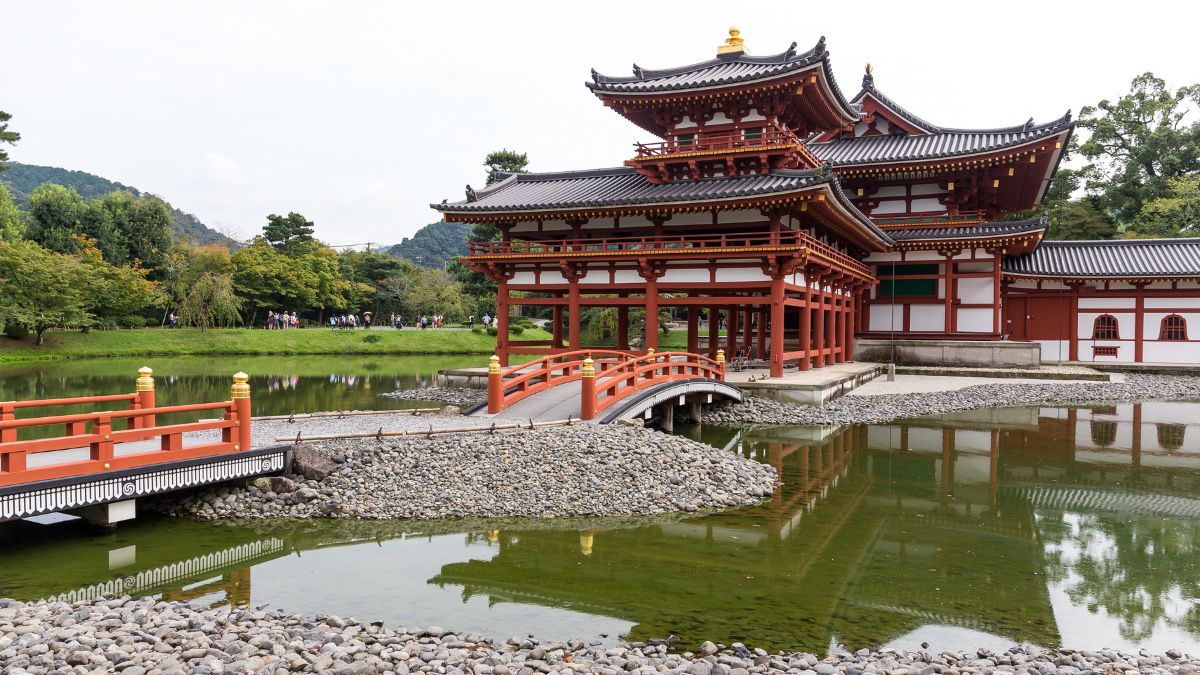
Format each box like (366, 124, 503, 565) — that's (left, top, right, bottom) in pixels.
(437, 29, 1200, 370)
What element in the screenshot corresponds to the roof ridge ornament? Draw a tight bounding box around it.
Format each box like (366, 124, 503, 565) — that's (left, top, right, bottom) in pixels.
(863, 63, 874, 90)
(717, 25, 748, 56)
(783, 42, 797, 62)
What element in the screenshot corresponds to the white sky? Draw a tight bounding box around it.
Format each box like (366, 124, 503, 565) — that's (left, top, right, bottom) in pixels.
(4, 0, 1196, 246)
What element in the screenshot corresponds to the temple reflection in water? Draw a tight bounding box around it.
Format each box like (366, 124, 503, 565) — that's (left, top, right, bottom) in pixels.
(3, 402, 1200, 654)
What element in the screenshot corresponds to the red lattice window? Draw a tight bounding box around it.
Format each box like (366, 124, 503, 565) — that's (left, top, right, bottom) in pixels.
(1093, 345, 1119, 357)
(1093, 315, 1120, 340)
(1160, 315, 1188, 341)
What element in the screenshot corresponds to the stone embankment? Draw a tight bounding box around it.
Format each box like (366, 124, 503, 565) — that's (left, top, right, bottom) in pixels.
(155, 425, 776, 520)
(3, 597, 1195, 675)
(704, 374, 1200, 427)
(381, 387, 486, 407)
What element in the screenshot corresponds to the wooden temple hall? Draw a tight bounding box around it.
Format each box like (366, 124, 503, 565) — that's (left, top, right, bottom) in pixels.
(437, 29, 1200, 372)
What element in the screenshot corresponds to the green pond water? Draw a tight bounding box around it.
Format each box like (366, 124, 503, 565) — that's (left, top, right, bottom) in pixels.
(3, 357, 1200, 655)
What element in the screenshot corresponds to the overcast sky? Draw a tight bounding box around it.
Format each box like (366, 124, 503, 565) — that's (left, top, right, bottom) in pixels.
(4, 1, 1195, 246)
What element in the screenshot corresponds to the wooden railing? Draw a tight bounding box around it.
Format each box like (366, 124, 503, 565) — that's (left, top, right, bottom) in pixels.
(633, 128, 801, 158)
(0, 367, 252, 487)
(465, 231, 873, 278)
(485, 349, 725, 421)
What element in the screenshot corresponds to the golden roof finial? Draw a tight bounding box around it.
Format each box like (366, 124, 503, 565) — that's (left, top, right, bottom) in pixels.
(866, 63, 873, 75)
(717, 25, 748, 56)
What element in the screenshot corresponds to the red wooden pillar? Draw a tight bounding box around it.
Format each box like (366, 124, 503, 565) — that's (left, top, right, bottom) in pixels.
(741, 307, 752, 353)
(834, 287, 846, 364)
(497, 278, 511, 366)
(687, 306, 699, 354)
(825, 288, 837, 366)
(814, 286, 826, 369)
(1068, 285, 1080, 361)
(567, 278, 581, 351)
(617, 298, 629, 351)
(552, 304, 564, 349)
(799, 284, 812, 371)
(770, 276, 785, 377)
(944, 252, 956, 335)
(1134, 285, 1146, 362)
(992, 250, 1002, 335)
(846, 287, 858, 361)
(644, 279, 660, 352)
(231, 372, 251, 452)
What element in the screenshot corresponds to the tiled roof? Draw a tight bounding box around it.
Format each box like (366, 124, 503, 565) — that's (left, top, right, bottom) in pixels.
(586, 37, 856, 113)
(1004, 238, 1200, 278)
(433, 167, 893, 244)
(810, 112, 1073, 166)
(888, 217, 1048, 241)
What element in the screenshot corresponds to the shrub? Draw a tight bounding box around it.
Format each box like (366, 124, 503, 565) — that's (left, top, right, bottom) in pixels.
(486, 327, 498, 336)
(362, 333, 382, 344)
(472, 326, 484, 334)
(120, 316, 150, 328)
(512, 316, 535, 329)
(509, 325, 524, 336)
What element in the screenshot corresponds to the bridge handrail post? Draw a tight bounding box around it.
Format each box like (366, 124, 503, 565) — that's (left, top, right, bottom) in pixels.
(91, 415, 114, 464)
(487, 355, 503, 414)
(135, 366, 155, 430)
(0, 402, 23, 473)
(231, 372, 251, 452)
(580, 358, 597, 421)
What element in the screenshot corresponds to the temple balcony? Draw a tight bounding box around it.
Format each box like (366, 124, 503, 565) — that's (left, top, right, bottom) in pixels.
(626, 128, 822, 184)
(464, 230, 873, 280)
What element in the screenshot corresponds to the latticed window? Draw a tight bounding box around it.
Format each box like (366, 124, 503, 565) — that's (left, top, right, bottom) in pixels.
(1093, 315, 1120, 340)
(1157, 424, 1186, 451)
(1160, 315, 1187, 341)
(1091, 421, 1118, 448)
(878, 264, 938, 298)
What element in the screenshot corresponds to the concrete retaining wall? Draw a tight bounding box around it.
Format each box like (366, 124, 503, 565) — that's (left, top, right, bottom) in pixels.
(856, 339, 1041, 369)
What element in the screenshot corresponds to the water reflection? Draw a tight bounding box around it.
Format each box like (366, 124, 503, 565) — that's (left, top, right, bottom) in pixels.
(2, 401, 1200, 654)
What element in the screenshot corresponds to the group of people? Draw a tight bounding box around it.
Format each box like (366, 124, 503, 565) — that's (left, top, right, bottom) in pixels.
(415, 314, 446, 329)
(467, 313, 494, 328)
(330, 313, 372, 329)
(267, 310, 300, 329)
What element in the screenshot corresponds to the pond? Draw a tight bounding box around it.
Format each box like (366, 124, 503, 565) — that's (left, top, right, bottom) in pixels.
(2, 358, 1200, 655)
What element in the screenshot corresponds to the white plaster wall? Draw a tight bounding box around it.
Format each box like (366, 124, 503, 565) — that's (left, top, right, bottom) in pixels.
(1143, 342, 1200, 363)
(1081, 340, 1136, 363)
(910, 305, 945, 331)
(743, 109, 766, 122)
(908, 428, 942, 454)
(875, 185, 906, 198)
(511, 272, 537, 285)
(863, 252, 903, 263)
(715, 268, 770, 283)
(910, 198, 946, 213)
(1036, 339, 1067, 362)
(957, 308, 994, 332)
(1079, 298, 1137, 309)
(870, 304, 903, 332)
(710, 112, 732, 125)
(871, 201, 908, 215)
(659, 268, 710, 283)
(675, 117, 697, 129)
(904, 251, 944, 262)
(1144, 311, 1198, 336)
(958, 262, 993, 274)
(612, 269, 642, 284)
(957, 277, 994, 303)
(956, 430, 992, 453)
(911, 183, 946, 196)
(955, 455, 992, 484)
(1146, 298, 1200, 309)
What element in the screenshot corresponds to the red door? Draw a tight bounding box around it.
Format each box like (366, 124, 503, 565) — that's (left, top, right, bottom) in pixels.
(1004, 297, 1026, 340)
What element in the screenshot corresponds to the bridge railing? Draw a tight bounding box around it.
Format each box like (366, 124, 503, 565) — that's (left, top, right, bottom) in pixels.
(0, 368, 252, 487)
(487, 349, 634, 414)
(582, 350, 725, 420)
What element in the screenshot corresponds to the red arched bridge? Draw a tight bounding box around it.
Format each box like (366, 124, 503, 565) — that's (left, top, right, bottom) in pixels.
(0, 368, 286, 524)
(470, 349, 743, 424)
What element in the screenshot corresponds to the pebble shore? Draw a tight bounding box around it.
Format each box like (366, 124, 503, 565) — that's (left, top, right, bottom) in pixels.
(380, 387, 486, 407)
(3, 597, 1195, 675)
(155, 425, 777, 520)
(704, 374, 1200, 427)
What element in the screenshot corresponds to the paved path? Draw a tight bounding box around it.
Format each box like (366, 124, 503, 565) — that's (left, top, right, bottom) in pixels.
(848, 372, 1126, 396)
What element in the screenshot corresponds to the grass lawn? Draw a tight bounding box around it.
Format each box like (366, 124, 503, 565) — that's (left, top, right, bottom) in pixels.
(657, 327, 726, 350)
(0, 327, 549, 364)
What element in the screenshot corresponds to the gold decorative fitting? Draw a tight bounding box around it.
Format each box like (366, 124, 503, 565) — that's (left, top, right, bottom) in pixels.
(103, 463, 111, 469)
(581, 357, 596, 378)
(716, 349, 726, 364)
(488, 354, 501, 374)
(135, 366, 154, 392)
(717, 25, 748, 55)
(230, 372, 251, 399)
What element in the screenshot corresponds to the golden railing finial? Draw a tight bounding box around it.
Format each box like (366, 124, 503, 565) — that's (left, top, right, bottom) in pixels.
(135, 366, 154, 392)
(717, 25, 747, 56)
(488, 354, 501, 375)
(230, 372, 250, 399)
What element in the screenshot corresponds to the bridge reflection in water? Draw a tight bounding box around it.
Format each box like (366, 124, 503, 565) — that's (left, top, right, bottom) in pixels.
(3, 401, 1200, 655)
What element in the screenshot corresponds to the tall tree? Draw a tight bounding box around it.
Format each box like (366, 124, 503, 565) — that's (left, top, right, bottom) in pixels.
(74, 240, 163, 327)
(472, 149, 530, 244)
(164, 244, 242, 330)
(1077, 73, 1200, 223)
(0, 239, 93, 343)
(263, 211, 315, 254)
(0, 111, 18, 171)
(99, 191, 173, 271)
(1132, 174, 1200, 237)
(0, 183, 24, 241)
(1039, 168, 1119, 240)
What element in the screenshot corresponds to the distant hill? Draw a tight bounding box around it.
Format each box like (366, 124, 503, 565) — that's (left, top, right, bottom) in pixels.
(384, 220, 471, 268)
(0, 162, 235, 247)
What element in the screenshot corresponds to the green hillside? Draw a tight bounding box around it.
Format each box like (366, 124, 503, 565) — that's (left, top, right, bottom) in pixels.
(385, 220, 471, 268)
(1, 162, 235, 247)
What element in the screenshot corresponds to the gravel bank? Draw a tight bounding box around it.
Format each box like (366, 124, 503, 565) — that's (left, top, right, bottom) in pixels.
(380, 386, 486, 407)
(704, 373, 1200, 427)
(156, 425, 777, 520)
(3, 596, 1195, 675)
